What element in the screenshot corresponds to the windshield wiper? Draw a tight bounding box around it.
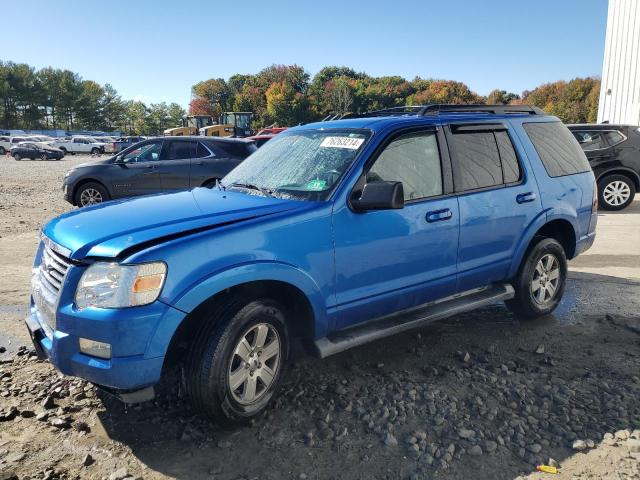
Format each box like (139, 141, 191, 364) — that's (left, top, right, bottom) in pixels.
(226, 181, 275, 198)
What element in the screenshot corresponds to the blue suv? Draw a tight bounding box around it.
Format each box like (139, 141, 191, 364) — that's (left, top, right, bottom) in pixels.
(26, 105, 597, 423)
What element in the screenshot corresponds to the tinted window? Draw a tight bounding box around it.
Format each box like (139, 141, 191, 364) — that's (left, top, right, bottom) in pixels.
(368, 131, 443, 201)
(197, 142, 212, 158)
(524, 123, 590, 177)
(122, 140, 163, 163)
(215, 141, 255, 158)
(495, 131, 521, 183)
(164, 140, 195, 160)
(603, 130, 625, 146)
(450, 131, 503, 191)
(572, 130, 607, 151)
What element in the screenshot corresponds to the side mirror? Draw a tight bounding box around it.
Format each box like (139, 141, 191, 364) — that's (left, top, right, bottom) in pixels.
(114, 155, 124, 163)
(352, 181, 404, 211)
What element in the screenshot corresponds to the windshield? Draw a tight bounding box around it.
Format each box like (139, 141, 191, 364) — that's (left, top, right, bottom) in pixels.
(223, 129, 370, 201)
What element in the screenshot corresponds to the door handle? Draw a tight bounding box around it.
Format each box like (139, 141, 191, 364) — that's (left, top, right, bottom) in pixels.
(516, 192, 537, 204)
(426, 208, 452, 223)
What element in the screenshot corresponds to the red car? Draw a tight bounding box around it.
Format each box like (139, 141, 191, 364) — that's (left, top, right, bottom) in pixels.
(248, 127, 288, 148)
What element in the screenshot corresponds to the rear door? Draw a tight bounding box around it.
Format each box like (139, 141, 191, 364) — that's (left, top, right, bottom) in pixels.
(445, 123, 542, 292)
(158, 139, 195, 192)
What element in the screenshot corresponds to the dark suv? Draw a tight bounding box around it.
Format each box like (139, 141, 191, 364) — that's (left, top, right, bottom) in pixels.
(63, 136, 257, 206)
(568, 124, 640, 210)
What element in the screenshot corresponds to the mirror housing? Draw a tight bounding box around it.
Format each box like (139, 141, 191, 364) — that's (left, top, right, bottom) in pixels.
(114, 154, 124, 163)
(352, 181, 404, 211)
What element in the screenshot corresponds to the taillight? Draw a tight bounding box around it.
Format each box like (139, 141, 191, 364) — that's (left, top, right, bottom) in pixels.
(592, 181, 598, 212)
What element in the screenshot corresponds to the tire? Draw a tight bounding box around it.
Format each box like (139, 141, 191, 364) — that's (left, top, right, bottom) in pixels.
(91, 148, 100, 155)
(74, 182, 110, 207)
(59, 147, 67, 155)
(185, 297, 289, 424)
(506, 237, 567, 319)
(40, 153, 48, 161)
(0, 147, 5, 155)
(13, 153, 21, 161)
(598, 174, 635, 211)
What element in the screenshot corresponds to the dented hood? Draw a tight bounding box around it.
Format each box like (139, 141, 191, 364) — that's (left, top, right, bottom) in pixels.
(42, 188, 304, 260)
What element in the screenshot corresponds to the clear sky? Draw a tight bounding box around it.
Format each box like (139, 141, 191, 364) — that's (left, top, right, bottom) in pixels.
(4, 0, 608, 107)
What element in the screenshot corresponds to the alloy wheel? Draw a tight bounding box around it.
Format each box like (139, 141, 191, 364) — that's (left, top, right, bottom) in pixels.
(603, 180, 631, 207)
(79, 188, 103, 206)
(228, 323, 281, 405)
(531, 253, 561, 305)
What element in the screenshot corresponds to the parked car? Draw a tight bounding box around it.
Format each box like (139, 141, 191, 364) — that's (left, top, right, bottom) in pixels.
(0, 136, 10, 155)
(50, 137, 106, 155)
(99, 137, 118, 153)
(112, 136, 146, 153)
(10, 142, 64, 161)
(567, 124, 640, 210)
(246, 133, 277, 148)
(62, 136, 257, 206)
(26, 105, 597, 423)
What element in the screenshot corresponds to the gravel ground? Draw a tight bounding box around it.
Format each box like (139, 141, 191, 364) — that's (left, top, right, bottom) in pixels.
(0, 154, 639, 480)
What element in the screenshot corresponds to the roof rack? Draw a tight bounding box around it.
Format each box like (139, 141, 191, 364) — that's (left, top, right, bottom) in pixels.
(418, 104, 545, 116)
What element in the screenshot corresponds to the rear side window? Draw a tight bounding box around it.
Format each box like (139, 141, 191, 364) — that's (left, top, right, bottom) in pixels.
(164, 140, 195, 160)
(214, 141, 255, 158)
(572, 130, 607, 151)
(523, 122, 590, 177)
(197, 142, 212, 158)
(603, 130, 625, 146)
(449, 131, 504, 191)
(495, 131, 521, 184)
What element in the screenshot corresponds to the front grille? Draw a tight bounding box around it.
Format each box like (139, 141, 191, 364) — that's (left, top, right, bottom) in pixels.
(32, 238, 73, 335)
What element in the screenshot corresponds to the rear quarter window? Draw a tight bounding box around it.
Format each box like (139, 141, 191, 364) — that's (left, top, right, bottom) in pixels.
(523, 122, 590, 177)
(214, 141, 255, 158)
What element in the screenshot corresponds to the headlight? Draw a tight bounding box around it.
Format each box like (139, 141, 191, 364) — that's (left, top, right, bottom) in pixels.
(75, 262, 166, 309)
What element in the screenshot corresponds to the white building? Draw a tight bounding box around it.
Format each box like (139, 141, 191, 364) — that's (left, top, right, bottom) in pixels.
(598, 0, 640, 125)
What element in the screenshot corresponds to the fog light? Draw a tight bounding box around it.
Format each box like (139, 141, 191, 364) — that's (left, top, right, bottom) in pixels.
(79, 338, 112, 359)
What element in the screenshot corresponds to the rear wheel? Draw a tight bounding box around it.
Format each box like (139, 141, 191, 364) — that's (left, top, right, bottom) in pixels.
(91, 147, 100, 155)
(506, 238, 567, 319)
(598, 174, 635, 210)
(40, 153, 48, 161)
(75, 182, 109, 207)
(185, 297, 289, 424)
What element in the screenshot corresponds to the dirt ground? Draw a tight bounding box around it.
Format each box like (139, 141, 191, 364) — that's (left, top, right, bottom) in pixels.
(0, 155, 639, 480)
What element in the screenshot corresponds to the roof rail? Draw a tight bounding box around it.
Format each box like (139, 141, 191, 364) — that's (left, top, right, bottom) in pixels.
(418, 104, 545, 116)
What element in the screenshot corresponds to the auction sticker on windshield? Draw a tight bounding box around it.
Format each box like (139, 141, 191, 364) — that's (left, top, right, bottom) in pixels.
(320, 136, 364, 149)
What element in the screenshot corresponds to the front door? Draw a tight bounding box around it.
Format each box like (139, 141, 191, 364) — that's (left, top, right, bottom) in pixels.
(445, 124, 542, 292)
(110, 139, 163, 198)
(158, 139, 194, 192)
(333, 128, 459, 329)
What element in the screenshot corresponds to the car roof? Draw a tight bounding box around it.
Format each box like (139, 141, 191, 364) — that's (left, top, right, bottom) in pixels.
(566, 123, 633, 129)
(159, 135, 254, 143)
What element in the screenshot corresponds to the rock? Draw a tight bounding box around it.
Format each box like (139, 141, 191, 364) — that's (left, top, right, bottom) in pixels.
(458, 428, 475, 439)
(217, 440, 232, 449)
(82, 454, 94, 466)
(572, 439, 588, 451)
(109, 468, 129, 480)
(36, 412, 49, 421)
(548, 458, 558, 467)
(485, 440, 498, 453)
(41, 395, 55, 410)
(615, 429, 630, 440)
(383, 432, 398, 447)
(49, 417, 71, 429)
(627, 439, 640, 453)
(468, 445, 483, 456)
(528, 443, 542, 454)
(463, 352, 471, 363)
(535, 344, 545, 354)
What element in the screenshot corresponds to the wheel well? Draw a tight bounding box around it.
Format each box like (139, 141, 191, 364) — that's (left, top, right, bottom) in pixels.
(598, 169, 640, 190)
(72, 179, 109, 205)
(163, 280, 315, 371)
(534, 219, 577, 259)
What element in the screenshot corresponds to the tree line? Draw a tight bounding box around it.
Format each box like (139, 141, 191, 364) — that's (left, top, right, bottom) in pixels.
(1, 60, 600, 134)
(0, 61, 186, 134)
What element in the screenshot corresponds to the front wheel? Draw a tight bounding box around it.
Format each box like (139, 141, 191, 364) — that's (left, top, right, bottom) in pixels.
(185, 298, 289, 424)
(75, 182, 109, 207)
(40, 153, 48, 161)
(0, 147, 5, 155)
(506, 238, 567, 319)
(13, 153, 21, 161)
(598, 174, 635, 210)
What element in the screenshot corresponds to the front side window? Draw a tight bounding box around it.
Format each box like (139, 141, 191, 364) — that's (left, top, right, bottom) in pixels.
(367, 131, 443, 201)
(121, 140, 163, 163)
(223, 129, 370, 201)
